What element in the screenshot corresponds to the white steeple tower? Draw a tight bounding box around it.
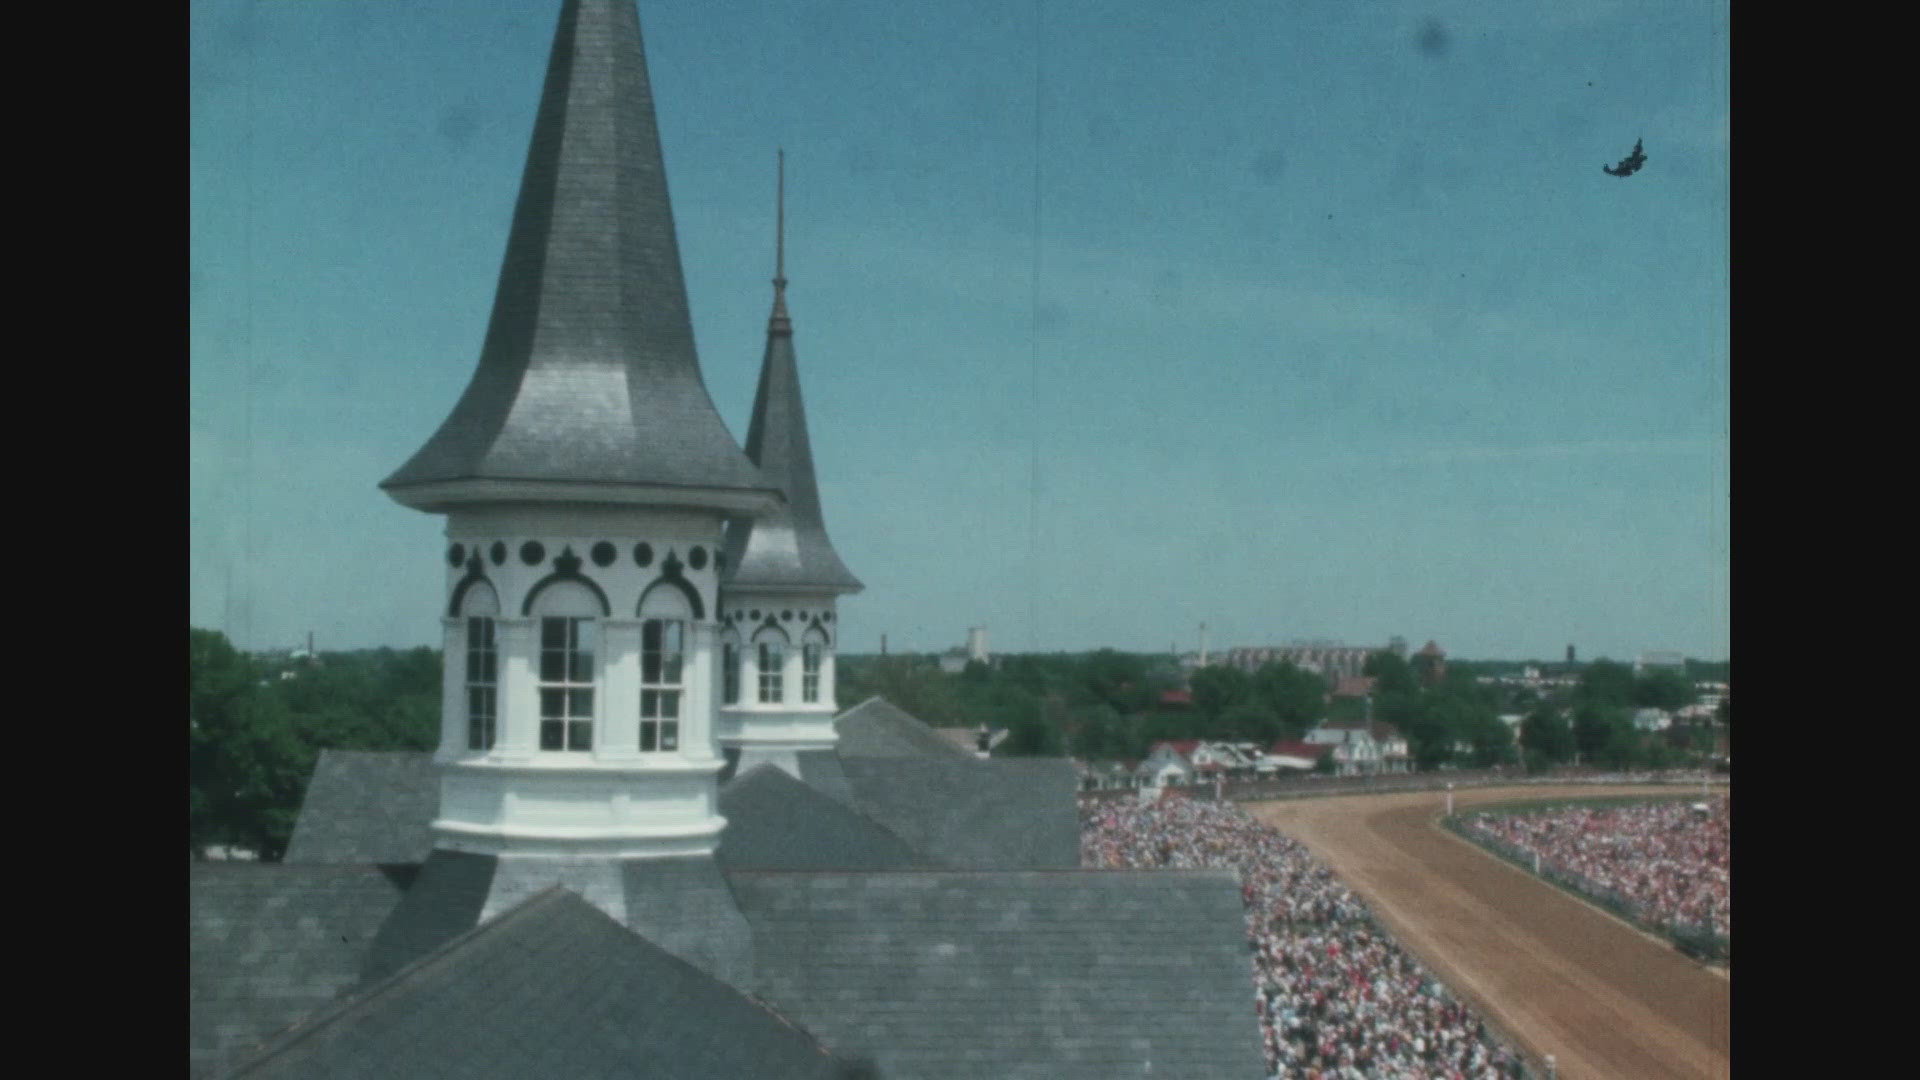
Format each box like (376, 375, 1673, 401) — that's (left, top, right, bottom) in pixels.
(718, 151, 864, 778)
(381, 0, 781, 862)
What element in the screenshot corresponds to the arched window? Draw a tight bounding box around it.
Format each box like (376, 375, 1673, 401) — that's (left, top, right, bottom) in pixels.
(461, 583, 500, 751)
(801, 629, 827, 705)
(754, 626, 788, 704)
(721, 628, 742, 706)
(638, 582, 693, 753)
(535, 582, 599, 752)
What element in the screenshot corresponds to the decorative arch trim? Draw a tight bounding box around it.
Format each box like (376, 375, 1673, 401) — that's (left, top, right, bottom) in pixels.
(637, 575, 704, 621)
(751, 620, 790, 644)
(448, 552, 496, 618)
(520, 547, 611, 617)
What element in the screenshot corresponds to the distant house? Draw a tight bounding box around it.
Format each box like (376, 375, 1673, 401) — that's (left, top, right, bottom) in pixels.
(1136, 743, 1198, 788)
(1077, 760, 1140, 791)
(1264, 740, 1328, 771)
(1302, 721, 1412, 775)
(1631, 708, 1673, 733)
(1331, 676, 1377, 699)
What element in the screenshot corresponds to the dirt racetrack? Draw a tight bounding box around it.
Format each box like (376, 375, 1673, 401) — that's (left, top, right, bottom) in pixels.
(1246, 786, 1729, 1080)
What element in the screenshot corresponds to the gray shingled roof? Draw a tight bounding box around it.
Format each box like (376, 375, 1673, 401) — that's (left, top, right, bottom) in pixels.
(719, 173, 862, 592)
(839, 757, 1083, 869)
(283, 750, 437, 865)
(230, 889, 847, 1080)
(362, 850, 756, 991)
(381, 0, 774, 505)
(718, 764, 931, 871)
(835, 696, 973, 759)
(795, 746, 857, 805)
(190, 864, 412, 1079)
(732, 870, 1267, 1079)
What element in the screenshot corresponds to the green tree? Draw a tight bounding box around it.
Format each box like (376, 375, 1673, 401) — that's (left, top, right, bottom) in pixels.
(1217, 700, 1283, 744)
(1314, 748, 1337, 775)
(1364, 651, 1418, 696)
(1633, 668, 1697, 712)
(1575, 660, 1636, 708)
(1249, 662, 1326, 738)
(1079, 650, 1150, 715)
(1572, 703, 1633, 765)
(997, 692, 1060, 756)
(1188, 666, 1251, 721)
(1519, 706, 1575, 764)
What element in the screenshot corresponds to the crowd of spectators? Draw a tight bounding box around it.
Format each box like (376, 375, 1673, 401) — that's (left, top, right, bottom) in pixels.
(1458, 797, 1730, 939)
(1081, 792, 1529, 1080)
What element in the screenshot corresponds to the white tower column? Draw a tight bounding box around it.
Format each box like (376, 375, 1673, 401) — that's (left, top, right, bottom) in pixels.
(685, 620, 719, 763)
(495, 617, 540, 763)
(597, 618, 643, 763)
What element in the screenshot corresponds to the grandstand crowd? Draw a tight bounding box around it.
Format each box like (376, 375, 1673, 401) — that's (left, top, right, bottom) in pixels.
(1459, 797, 1730, 939)
(1081, 793, 1529, 1080)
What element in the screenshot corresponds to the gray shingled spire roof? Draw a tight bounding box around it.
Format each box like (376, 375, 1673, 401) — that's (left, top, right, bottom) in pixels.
(722, 152, 863, 593)
(382, 0, 775, 511)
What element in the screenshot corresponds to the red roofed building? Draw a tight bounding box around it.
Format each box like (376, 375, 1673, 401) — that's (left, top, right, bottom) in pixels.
(1331, 676, 1377, 699)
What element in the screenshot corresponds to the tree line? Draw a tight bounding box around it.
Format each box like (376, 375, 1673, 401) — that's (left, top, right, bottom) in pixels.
(190, 628, 438, 861)
(191, 626, 1724, 860)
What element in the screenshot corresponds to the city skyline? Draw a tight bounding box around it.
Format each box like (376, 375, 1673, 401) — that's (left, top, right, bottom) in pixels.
(191, 0, 1730, 661)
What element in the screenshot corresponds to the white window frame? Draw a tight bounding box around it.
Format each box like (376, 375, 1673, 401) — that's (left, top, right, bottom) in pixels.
(801, 636, 824, 704)
(757, 636, 786, 704)
(640, 618, 684, 753)
(466, 616, 498, 750)
(538, 615, 596, 752)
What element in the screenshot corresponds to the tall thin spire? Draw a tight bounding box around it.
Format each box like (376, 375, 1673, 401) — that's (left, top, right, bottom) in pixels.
(723, 151, 862, 594)
(770, 148, 790, 336)
(382, 0, 774, 511)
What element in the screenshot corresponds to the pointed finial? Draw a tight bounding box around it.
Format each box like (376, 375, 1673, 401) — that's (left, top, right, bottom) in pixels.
(769, 148, 792, 335)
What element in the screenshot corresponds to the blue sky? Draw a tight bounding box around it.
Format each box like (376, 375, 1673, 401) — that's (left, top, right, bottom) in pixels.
(190, 0, 1728, 661)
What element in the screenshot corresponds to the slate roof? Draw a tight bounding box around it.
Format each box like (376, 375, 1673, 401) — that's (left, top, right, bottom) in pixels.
(229, 889, 846, 1080)
(835, 695, 973, 759)
(720, 155, 863, 594)
(794, 746, 857, 805)
(839, 757, 1082, 869)
(381, 0, 774, 506)
(190, 863, 412, 1079)
(718, 763, 930, 872)
(731, 870, 1266, 1079)
(283, 750, 437, 865)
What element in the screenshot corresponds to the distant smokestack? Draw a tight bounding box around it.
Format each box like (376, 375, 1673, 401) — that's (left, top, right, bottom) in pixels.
(1566, 643, 1576, 665)
(308, 630, 315, 659)
(1199, 622, 1208, 667)
(880, 634, 888, 657)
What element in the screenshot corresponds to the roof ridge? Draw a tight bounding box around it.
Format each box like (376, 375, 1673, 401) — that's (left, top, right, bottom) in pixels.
(225, 885, 578, 1075)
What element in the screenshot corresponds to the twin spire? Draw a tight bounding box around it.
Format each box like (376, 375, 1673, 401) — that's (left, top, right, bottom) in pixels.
(724, 147, 863, 594)
(769, 149, 791, 338)
(384, 0, 857, 592)
(382, 0, 772, 508)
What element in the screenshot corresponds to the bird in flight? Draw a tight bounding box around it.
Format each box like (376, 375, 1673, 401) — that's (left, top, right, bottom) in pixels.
(1604, 138, 1647, 177)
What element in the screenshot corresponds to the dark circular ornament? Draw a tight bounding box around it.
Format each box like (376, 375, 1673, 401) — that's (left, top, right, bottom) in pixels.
(634, 542, 654, 567)
(750, 610, 761, 621)
(782, 610, 793, 621)
(490, 541, 507, 566)
(591, 542, 616, 567)
(823, 612, 834, 623)
(689, 546, 708, 570)
(520, 540, 546, 565)
(448, 544, 466, 567)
